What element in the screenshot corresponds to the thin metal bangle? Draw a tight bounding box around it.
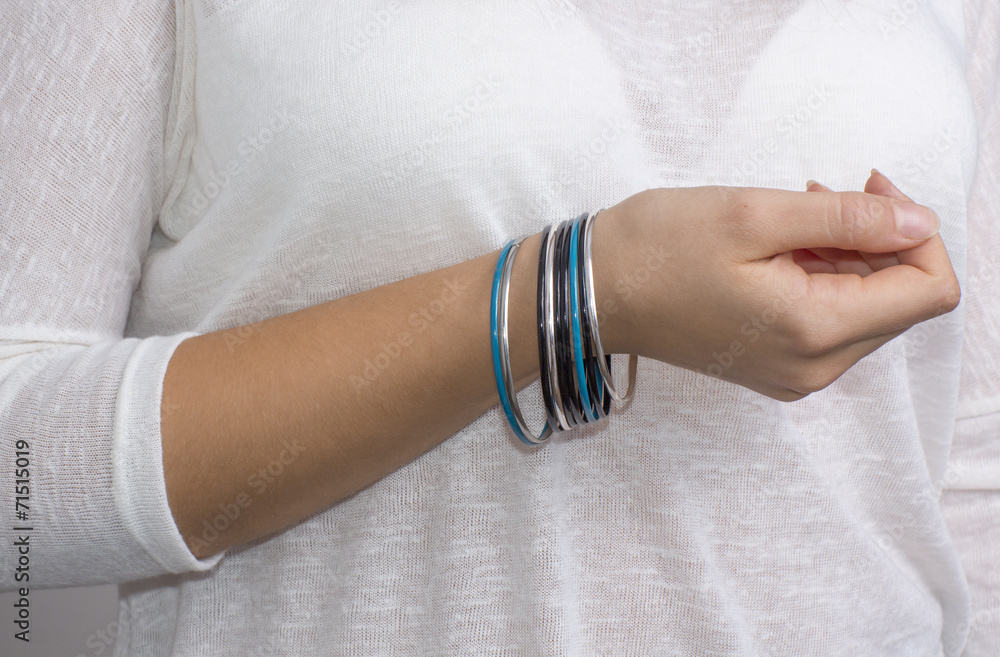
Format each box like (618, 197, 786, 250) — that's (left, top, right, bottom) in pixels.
(582, 210, 638, 403)
(543, 220, 572, 431)
(568, 213, 601, 422)
(535, 224, 558, 430)
(491, 237, 552, 446)
(575, 214, 609, 420)
(553, 219, 584, 427)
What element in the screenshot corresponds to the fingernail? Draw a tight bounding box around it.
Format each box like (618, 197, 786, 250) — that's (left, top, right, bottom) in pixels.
(806, 180, 831, 191)
(871, 168, 903, 195)
(893, 202, 940, 239)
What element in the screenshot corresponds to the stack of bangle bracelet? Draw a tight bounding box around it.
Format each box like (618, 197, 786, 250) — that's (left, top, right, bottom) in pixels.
(490, 210, 638, 446)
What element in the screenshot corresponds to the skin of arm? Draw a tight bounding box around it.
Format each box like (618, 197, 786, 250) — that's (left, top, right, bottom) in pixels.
(163, 171, 960, 558)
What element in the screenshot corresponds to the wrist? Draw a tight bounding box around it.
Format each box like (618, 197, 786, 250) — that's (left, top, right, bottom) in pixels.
(502, 207, 639, 391)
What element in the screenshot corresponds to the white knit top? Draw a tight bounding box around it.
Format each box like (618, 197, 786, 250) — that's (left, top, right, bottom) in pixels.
(2, 1, 998, 655)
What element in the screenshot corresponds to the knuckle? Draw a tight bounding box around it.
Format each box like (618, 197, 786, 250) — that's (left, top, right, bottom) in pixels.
(720, 188, 765, 240)
(939, 277, 962, 314)
(785, 361, 841, 395)
(831, 193, 885, 243)
(783, 312, 840, 358)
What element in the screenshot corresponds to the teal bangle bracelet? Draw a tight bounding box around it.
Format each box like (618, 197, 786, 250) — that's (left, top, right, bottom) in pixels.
(490, 237, 552, 446)
(568, 213, 602, 422)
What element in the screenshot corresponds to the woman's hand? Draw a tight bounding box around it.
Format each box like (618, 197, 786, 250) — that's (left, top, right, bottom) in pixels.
(593, 170, 960, 401)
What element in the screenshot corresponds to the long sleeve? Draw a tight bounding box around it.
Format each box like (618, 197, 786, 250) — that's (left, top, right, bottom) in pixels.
(0, 0, 221, 590)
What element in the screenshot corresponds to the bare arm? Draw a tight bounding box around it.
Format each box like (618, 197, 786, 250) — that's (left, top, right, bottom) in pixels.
(164, 174, 958, 559)
(163, 222, 631, 558)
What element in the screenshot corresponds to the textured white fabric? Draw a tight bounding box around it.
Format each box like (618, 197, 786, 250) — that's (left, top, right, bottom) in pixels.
(0, 1, 996, 656)
(940, 486, 1000, 656)
(940, 3, 1000, 654)
(948, 0, 1000, 489)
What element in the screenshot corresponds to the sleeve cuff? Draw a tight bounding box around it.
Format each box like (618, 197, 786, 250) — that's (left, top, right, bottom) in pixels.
(112, 332, 224, 574)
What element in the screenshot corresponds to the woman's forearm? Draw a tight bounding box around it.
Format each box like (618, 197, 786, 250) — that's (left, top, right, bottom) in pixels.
(162, 221, 629, 558)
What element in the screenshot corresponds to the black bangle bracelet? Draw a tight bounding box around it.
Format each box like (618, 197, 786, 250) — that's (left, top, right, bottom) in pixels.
(542, 219, 571, 431)
(554, 218, 584, 427)
(550, 219, 572, 426)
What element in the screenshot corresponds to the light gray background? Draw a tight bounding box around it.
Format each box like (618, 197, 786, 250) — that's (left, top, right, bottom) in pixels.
(0, 585, 118, 657)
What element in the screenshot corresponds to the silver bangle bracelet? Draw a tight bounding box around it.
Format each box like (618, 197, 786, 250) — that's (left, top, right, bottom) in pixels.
(497, 236, 553, 445)
(582, 210, 637, 404)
